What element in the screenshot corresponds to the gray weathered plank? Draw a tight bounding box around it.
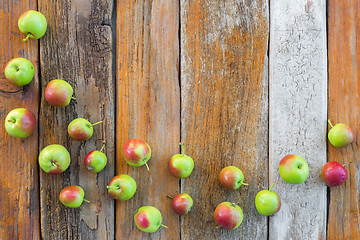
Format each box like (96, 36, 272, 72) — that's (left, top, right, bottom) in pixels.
(39, 0, 115, 239)
(269, 0, 327, 239)
(181, 0, 269, 239)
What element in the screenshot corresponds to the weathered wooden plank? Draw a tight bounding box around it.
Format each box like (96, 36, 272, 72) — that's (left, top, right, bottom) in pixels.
(327, 1, 360, 239)
(269, 0, 327, 239)
(38, 0, 115, 239)
(116, 0, 180, 239)
(181, 1, 269, 239)
(0, 1, 40, 239)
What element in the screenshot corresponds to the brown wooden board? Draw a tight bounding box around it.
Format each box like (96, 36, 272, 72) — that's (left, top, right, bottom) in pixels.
(116, 0, 180, 239)
(38, 0, 115, 239)
(0, 1, 40, 239)
(327, 1, 360, 239)
(180, 0, 269, 239)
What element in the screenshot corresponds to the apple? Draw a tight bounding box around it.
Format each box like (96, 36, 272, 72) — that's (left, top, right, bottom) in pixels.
(123, 139, 151, 170)
(4, 58, 34, 86)
(134, 206, 167, 233)
(84, 143, 107, 173)
(45, 79, 75, 107)
(169, 193, 193, 215)
(214, 202, 243, 230)
(328, 120, 355, 148)
(169, 143, 194, 178)
(279, 154, 309, 184)
(68, 118, 102, 141)
(59, 185, 89, 208)
(321, 161, 350, 187)
(255, 182, 281, 216)
(18, 10, 47, 41)
(219, 166, 248, 190)
(107, 174, 137, 201)
(5, 108, 36, 138)
(39, 144, 71, 175)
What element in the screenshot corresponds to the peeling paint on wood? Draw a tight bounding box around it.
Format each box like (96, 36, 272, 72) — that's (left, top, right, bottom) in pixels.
(269, 0, 327, 239)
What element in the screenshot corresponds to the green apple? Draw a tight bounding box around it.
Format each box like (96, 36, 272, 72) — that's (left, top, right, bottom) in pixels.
(134, 206, 167, 233)
(279, 154, 309, 184)
(59, 185, 89, 208)
(169, 143, 194, 178)
(4, 58, 35, 86)
(84, 144, 107, 173)
(5, 108, 36, 138)
(170, 193, 193, 215)
(328, 120, 355, 148)
(255, 182, 281, 216)
(39, 144, 71, 175)
(68, 118, 102, 141)
(107, 174, 137, 201)
(219, 166, 248, 190)
(45, 80, 74, 107)
(214, 202, 243, 230)
(123, 139, 151, 170)
(18, 10, 47, 41)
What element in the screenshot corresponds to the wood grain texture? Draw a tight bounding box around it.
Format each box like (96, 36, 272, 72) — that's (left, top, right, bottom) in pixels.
(38, 0, 115, 239)
(327, 1, 360, 239)
(269, 0, 327, 239)
(181, 1, 269, 239)
(0, 1, 40, 239)
(116, 0, 180, 239)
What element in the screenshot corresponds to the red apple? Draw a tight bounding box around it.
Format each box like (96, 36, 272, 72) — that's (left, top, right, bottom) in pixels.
(214, 202, 243, 230)
(123, 139, 151, 170)
(170, 193, 193, 215)
(219, 166, 248, 190)
(45, 79, 74, 107)
(59, 185, 89, 208)
(321, 161, 350, 186)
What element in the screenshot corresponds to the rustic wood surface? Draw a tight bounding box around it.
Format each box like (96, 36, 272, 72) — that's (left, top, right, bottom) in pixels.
(269, 0, 327, 239)
(180, 0, 269, 239)
(38, 0, 115, 239)
(116, 0, 180, 239)
(0, 0, 40, 239)
(327, 0, 360, 239)
(1, 0, 360, 239)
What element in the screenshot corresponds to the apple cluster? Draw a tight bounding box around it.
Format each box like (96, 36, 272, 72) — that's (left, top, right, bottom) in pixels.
(3, 9, 356, 235)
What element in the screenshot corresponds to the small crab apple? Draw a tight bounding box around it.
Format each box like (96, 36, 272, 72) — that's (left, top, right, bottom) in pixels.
(123, 139, 151, 170)
(84, 143, 107, 173)
(59, 185, 90, 208)
(328, 120, 355, 148)
(169, 143, 194, 178)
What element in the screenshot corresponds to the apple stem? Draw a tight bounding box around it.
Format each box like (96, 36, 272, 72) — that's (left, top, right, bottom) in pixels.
(71, 97, 76, 100)
(179, 142, 185, 155)
(144, 162, 150, 171)
(7, 119, 15, 123)
(83, 199, 90, 203)
(216, 225, 222, 229)
(328, 119, 334, 128)
(161, 224, 168, 229)
(100, 143, 106, 152)
(242, 182, 249, 186)
(107, 186, 120, 190)
(23, 34, 31, 42)
(167, 195, 174, 199)
(269, 181, 276, 191)
(90, 121, 103, 127)
(343, 162, 352, 167)
(51, 162, 57, 167)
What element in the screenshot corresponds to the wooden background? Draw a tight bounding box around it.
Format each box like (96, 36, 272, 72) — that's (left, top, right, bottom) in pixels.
(0, 0, 359, 239)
